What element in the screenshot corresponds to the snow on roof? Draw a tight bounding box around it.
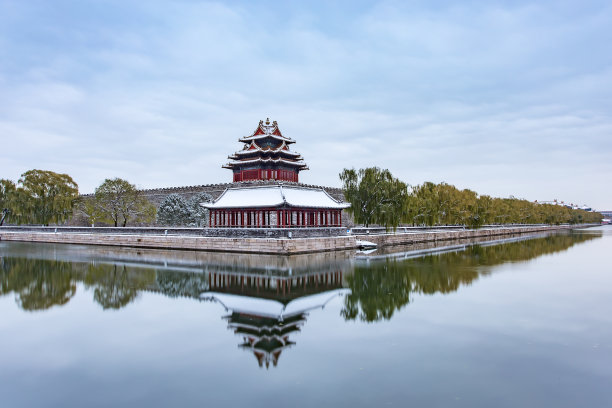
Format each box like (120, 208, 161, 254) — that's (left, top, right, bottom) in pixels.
(224, 157, 308, 167)
(239, 119, 295, 143)
(202, 185, 350, 209)
(239, 134, 295, 144)
(201, 289, 350, 319)
(233, 144, 301, 156)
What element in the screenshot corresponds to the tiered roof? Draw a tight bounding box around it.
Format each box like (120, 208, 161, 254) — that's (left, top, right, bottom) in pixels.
(202, 185, 350, 209)
(223, 118, 309, 172)
(239, 119, 295, 144)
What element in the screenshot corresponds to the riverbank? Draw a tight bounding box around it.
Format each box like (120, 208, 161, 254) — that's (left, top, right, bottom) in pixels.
(0, 224, 597, 255)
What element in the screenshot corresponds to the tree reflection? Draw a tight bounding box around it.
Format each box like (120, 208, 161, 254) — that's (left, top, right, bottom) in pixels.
(0, 257, 76, 311)
(343, 232, 600, 322)
(84, 264, 144, 309)
(155, 270, 209, 298)
(0, 231, 601, 315)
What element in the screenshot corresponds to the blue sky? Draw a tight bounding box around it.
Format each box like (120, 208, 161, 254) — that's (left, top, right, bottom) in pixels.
(1, 0, 611, 209)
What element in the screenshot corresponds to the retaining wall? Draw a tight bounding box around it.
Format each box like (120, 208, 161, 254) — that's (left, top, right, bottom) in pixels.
(0, 224, 595, 255)
(0, 230, 356, 255)
(0, 226, 346, 239)
(353, 225, 592, 247)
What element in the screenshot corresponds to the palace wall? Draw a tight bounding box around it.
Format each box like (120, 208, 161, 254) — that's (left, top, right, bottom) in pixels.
(137, 180, 345, 205)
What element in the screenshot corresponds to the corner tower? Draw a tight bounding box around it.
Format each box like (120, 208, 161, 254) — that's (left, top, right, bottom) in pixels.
(223, 118, 309, 182)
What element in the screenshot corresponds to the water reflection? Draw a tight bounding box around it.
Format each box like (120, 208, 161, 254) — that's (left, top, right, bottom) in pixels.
(0, 230, 602, 367)
(0, 232, 601, 315)
(344, 232, 601, 322)
(0, 257, 76, 311)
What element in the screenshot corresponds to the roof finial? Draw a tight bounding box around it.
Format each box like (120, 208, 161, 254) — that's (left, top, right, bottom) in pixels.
(273, 120, 277, 126)
(259, 119, 263, 125)
(266, 118, 270, 124)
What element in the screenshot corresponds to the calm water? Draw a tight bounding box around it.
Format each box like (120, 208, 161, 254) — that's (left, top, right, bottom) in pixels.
(1, 227, 611, 408)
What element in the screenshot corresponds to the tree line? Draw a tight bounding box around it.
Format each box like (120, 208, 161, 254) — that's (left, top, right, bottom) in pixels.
(1, 170, 79, 226)
(1, 169, 213, 227)
(340, 167, 603, 229)
(2, 167, 602, 228)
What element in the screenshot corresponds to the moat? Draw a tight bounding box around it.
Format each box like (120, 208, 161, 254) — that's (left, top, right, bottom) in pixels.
(1, 227, 611, 407)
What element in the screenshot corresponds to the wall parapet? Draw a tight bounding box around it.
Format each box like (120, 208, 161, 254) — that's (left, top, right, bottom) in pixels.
(0, 224, 596, 255)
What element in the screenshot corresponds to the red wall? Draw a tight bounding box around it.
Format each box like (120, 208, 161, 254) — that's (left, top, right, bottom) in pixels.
(234, 169, 298, 182)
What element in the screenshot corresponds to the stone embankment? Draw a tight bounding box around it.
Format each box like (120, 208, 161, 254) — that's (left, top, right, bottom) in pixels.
(351, 224, 592, 247)
(0, 224, 595, 255)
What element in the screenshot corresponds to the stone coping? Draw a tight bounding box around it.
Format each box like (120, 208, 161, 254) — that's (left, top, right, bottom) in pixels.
(0, 224, 597, 255)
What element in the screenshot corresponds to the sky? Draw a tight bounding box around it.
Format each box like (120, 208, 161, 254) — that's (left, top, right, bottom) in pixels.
(0, 0, 611, 209)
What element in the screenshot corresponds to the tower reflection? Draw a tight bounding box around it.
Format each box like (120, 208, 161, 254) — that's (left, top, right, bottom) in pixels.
(203, 269, 348, 368)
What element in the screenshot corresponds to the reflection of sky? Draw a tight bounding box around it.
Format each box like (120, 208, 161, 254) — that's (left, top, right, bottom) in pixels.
(0, 228, 611, 406)
(1, 1, 611, 209)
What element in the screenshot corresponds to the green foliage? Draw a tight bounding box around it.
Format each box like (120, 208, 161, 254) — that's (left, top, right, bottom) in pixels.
(94, 178, 156, 227)
(0, 179, 17, 225)
(75, 195, 105, 226)
(341, 168, 603, 228)
(407, 182, 603, 227)
(11, 170, 79, 225)
(340, 167, 408, 229)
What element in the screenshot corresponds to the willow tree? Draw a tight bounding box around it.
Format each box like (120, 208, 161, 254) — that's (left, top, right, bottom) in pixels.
(0, 179, 17, 225)
(17, 170, 79, 225)
(340, 167, 407, 230)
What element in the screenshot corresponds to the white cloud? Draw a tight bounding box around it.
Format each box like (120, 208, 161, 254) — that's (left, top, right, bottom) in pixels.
(0, 0, 610, 209)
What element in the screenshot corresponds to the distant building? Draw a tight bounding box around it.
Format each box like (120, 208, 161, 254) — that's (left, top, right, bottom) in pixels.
(534, 199, 594, 212)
